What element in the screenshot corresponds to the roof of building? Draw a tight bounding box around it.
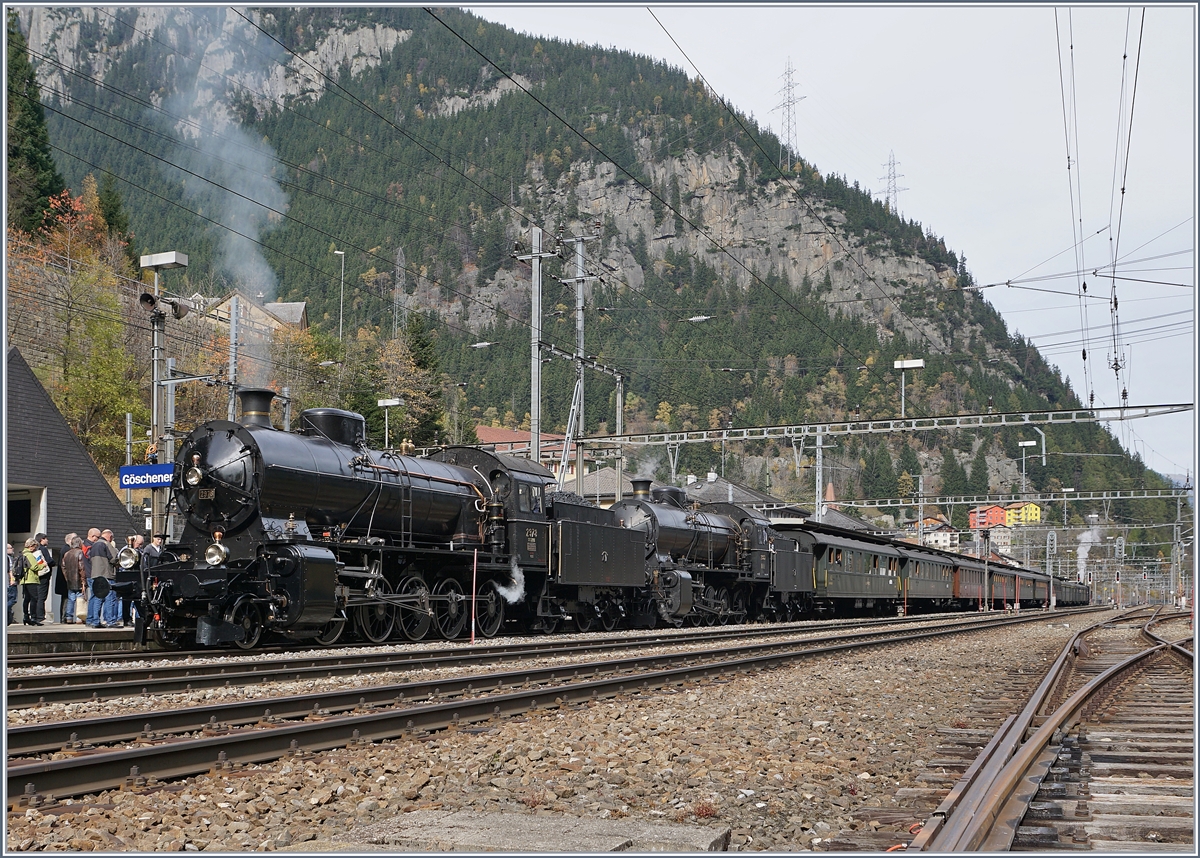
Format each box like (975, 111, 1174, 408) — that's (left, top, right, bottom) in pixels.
(474, 425, 574, 456)
(575, 467, 663, 499)
(6, 347, 136, 538)
(266, 301, 308, 326)
(207, 290, 308, 330)
(812, 506, 872, 531)
(683, 474, 798, 509)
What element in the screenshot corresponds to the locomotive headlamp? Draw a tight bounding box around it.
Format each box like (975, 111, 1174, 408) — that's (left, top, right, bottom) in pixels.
(117, 546, 140, 570)
(205, 532, 228, 566)
(184, 453, 204, 487)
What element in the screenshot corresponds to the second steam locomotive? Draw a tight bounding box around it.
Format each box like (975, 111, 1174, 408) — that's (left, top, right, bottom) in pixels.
(123, 389, 1090, 649)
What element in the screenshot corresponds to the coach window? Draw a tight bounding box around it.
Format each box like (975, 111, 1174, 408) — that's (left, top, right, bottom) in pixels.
(518, 484, 531, 513)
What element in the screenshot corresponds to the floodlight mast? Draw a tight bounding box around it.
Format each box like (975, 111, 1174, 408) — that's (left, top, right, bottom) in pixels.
(139, 251, 189, 538)
(893, 358, 925, 418)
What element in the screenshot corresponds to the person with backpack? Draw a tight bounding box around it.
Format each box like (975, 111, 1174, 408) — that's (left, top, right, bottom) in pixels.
(6, 543, 17, 625)
(34, 533, 55, 624)
(18, 538, 48, 625)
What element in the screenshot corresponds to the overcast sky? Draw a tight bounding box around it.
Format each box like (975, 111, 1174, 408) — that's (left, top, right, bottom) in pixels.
(465, 3, 1196, 481)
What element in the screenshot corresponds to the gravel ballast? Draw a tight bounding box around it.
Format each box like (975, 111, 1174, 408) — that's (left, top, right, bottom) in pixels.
(5, 618, 1097, 852)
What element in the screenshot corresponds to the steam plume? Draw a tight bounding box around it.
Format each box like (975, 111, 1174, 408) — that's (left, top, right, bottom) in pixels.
(495, 558, 525, 604)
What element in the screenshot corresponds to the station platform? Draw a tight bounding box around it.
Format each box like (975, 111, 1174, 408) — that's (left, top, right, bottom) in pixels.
(4, 621, 144, 656)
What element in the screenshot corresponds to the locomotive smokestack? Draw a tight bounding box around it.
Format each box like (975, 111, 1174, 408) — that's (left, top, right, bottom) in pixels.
(237, 388, 276, 429)
(631, 479, 651, 499)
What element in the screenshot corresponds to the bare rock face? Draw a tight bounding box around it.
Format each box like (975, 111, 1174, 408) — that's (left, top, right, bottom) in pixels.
(20, 8, 409, 134)
(459, 141, 966, 356)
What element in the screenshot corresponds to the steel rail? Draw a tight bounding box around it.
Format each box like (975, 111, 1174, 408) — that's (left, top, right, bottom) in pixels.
(1142, 610, 1195, 661)
(6, 612, 1025, 707)
(8, 612, 1061, 803)
(7, 613, 1055, 755)
(3, 609, 1003, 669)
(904, 610, 1113, 851)
(914, 630, 1183, 850)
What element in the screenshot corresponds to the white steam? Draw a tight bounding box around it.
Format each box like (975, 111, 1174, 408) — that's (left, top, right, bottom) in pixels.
(1077, 527, 1102, 582)
(495, 558, 526, 605)
(155, 9, 290, 386)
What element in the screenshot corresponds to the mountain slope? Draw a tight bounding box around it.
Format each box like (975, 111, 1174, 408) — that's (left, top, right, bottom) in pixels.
(15, 6, 1179, 532)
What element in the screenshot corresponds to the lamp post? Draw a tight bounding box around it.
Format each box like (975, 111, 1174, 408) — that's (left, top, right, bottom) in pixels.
(334, 250, 345, 341)
(378, 398, 402, 449)
(893, 358, 924, 419)
(139, 251, 188, 539)
(981, 527, 992, 611)
(1018, 439, 1037, 493)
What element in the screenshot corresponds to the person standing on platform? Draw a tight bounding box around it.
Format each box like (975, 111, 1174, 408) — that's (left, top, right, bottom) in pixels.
(100, 528, 121, 628)
(18, 538, 47, 625)
(56, 534, 75, 622)
(34, 533, 55, 624)
(61, 536, 85, 623)
(85, 528, 114, 628)
(6, 543, 18, 625)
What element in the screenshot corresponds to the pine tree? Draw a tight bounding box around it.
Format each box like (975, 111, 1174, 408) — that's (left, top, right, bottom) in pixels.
(968, 442, 990, 494)
(405, 313, 445, 445)
(896, 442, 921, 477)
(940, 447, 968, 496)
(6, 10, 64, 232)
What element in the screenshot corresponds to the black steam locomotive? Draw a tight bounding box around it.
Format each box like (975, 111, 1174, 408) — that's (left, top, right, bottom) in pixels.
(126, 389, 1089, 650)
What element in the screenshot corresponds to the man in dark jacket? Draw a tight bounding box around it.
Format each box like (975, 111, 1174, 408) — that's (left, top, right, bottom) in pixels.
(60, 536, 86, 624)
(84, 527, 114, 628)
(55, 533, 73, 622)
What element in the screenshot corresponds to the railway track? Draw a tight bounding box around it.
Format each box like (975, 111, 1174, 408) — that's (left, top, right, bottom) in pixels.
(8, 609, 1102, 708)
(8, 609, 1074, 805)
(899, 607, 1194, 852)
(2, 610, 1013, 668)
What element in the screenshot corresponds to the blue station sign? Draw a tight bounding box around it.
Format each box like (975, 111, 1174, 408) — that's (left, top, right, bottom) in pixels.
(119, 464, 175, 489)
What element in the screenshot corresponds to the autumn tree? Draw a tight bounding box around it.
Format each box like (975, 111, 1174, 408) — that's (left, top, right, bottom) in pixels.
(31, 186, 147, 471)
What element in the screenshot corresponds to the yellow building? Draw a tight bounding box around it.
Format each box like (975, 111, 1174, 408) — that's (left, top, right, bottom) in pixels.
(1005, 501, 1042, 526)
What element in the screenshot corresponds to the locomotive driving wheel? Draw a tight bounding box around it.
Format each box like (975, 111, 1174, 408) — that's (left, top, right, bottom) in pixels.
(731, 587, 750, 624)
(431, 578, 467, 639)
(702, 585, 719, 625)
(395, 575, 433, 641)
(229, 598, 263, 650)
(474, 579, 505, 638)
(716, 587, 732, 625)
(355, 579, 395, 643)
